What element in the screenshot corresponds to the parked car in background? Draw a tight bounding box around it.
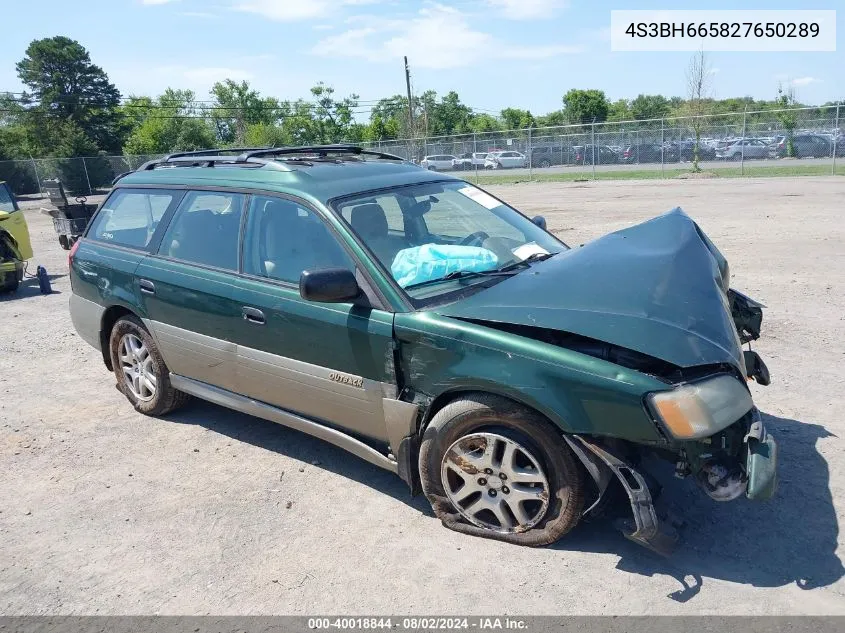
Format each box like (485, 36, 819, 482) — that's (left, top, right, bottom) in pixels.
(420, 155, 456, 171)
(671, 140, 717, 162)
(716, 139, 769, 160)
(452, 152, 488, 170)
(484, 151, 526, 169)
(621, 143, 666, 164)
(770, 134, 837, 159)
(530, 145, 577, 168)
(575, 145, 619, 165)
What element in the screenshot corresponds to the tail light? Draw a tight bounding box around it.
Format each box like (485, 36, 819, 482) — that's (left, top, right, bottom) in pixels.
(68, 239, 80, 268)
(623, 150, 631, 158)
(778, 141, 785, 149)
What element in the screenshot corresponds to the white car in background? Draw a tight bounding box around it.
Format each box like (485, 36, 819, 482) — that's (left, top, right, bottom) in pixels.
(420, 155, 456, 171)
(452, 152, 489, 170)
(484, 151, 526, 169)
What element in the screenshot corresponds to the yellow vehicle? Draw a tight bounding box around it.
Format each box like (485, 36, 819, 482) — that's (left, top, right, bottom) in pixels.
(0, 181, 34, 293)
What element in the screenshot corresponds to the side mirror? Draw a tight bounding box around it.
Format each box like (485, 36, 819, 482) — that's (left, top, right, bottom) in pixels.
(300, 268, 360, 303)
(531, 215, 547, 230)
(0, 210, 11, 221)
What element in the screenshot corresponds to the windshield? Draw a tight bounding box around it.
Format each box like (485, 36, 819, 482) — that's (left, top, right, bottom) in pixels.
(335, 181, 566, 305)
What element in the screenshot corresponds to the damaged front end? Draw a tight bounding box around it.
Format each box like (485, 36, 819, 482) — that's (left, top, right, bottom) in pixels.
(565, 387, 778, 556)
(564, 404, 777, 556)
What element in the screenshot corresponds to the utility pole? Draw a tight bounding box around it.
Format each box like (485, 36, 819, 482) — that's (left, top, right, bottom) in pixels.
(404, 56, 414, 137)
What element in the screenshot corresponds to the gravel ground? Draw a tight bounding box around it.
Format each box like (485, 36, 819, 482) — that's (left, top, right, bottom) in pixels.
(1, 176, 843, 615)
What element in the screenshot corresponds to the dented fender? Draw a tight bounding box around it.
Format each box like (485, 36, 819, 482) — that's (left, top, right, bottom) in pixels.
(393, 311, 668, 444)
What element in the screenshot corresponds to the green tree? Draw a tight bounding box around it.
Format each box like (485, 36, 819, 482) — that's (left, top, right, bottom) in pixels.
(123, 89, 215, 155)
(775, 83, 799, 157)
(685, 50, 713, 171)
(469, 113, 501, 133)
(607, 99, 631, 122)
(210, 79, 279, 145)
(561, 89, 610, 124)
(630, 94, 670, 120)
(16, 36, 123, 152)
(500, 108, 535, 130)
(308, 83, 359, 143)
(536, 110, 567, 127)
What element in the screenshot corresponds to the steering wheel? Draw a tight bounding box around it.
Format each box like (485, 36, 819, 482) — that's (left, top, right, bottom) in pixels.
(460, 231, 489, 247)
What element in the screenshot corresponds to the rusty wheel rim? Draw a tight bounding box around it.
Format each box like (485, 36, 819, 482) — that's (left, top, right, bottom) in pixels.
(440, 432, 550, 533)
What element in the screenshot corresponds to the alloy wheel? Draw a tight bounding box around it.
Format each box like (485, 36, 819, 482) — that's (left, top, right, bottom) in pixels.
(119, 333, 157, 402)
(441, 432, 550, 533)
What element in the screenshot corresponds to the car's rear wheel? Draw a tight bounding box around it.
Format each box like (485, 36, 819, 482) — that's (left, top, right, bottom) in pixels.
(419, 393, 584, 546)
(539, 159, 551, 168)
(109, 315, 190, 416)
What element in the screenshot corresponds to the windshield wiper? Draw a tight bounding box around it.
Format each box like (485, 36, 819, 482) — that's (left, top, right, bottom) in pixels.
(497, 251, 555, 272)
(404, 268, 518, 290)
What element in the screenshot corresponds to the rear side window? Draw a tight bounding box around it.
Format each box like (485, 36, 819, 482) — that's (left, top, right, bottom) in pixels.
(159, 190, 245, 270)
(88, 189, 180, 249)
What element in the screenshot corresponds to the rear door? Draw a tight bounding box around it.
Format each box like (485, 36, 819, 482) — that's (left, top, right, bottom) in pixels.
(231, 193, 397, 444)
(134, 189, 246, 392)
(73, 187, 183, 314)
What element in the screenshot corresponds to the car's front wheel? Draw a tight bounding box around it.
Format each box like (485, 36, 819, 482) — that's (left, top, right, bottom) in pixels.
(419, 393, 584, 546)
(109, 315, 190, 416)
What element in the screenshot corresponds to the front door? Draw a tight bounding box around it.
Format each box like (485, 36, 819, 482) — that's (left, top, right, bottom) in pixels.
(230, 194, 396, 444)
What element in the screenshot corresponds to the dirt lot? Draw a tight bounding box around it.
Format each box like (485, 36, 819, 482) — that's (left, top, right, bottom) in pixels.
(1, 177, 843, 614)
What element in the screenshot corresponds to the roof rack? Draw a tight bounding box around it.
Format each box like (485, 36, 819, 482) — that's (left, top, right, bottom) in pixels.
(137, 144, 406, 173)
(234, 145, 406, 163)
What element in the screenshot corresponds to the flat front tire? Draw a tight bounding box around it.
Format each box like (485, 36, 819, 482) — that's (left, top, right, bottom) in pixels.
(109, 315, 190, 416)
(419, 393, 584, 546)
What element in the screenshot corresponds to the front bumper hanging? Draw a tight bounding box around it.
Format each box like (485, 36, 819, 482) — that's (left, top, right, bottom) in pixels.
(565, 435, 679, 557)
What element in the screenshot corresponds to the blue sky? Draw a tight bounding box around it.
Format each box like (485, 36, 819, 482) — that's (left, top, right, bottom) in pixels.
(1, 0, 842, 117)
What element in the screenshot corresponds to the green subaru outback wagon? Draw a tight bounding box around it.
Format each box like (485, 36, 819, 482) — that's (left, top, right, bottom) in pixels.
(69, 145, 777, 553)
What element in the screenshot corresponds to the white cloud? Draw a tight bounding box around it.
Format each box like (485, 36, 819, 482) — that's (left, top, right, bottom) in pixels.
(486, 0, 568, 20)
(313, 4, 578, 69)
(141, 0, 179, 5)
(791, 76, 819, 87)
(232, 0, 382, 21)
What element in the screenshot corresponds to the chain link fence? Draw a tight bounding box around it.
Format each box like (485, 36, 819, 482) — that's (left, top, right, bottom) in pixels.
(1, 105, 841, 197)
(364, 104, 843, 180)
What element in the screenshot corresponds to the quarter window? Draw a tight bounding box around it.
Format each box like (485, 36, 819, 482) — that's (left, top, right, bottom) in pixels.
(159, 190, 245, 270)
(243, 195, 354, 284)
(88, 189, 180, 249)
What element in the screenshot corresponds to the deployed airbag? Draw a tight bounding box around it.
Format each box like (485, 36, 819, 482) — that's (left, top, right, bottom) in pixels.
(391, 243, 498, 288)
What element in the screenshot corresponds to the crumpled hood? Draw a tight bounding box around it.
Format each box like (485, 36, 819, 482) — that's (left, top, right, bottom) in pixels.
(437, 208, 745, 371)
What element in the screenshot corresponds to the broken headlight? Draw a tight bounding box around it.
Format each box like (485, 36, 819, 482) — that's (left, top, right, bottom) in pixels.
(647, 374, 753, 440)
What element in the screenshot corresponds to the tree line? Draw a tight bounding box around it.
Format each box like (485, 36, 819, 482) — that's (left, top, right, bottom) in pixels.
(1, 36, 841, 193)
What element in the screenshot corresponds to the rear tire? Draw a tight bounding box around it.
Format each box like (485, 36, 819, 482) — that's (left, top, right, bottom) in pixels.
(109, 315, 190, 416)
(419, 393, 584, 546)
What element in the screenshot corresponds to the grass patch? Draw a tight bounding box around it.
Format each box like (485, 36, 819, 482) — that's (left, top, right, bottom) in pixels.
(470, 163, 845, 185)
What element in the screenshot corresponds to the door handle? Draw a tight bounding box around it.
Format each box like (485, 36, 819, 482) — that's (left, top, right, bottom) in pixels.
(139, 279, 155, 295)
(242, 306, 265, 325)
